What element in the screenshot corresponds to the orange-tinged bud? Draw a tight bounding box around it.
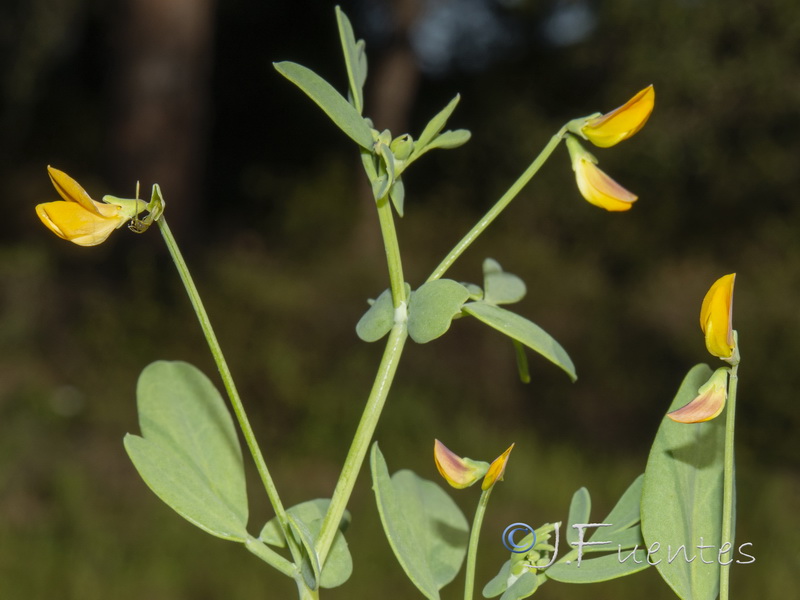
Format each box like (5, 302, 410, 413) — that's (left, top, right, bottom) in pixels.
(434, 439, 489, 489)
(482, 443, 514, 491)
(700, 274, 736, 360)
(581, 85, 655, 148)
(668, 368, 728, 423)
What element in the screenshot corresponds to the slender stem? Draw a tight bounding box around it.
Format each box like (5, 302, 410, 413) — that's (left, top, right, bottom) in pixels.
(427, 127, 567, 282)
(376, 193, 407, 307)
(361, 148, 407, 307)
(719, 361, 739, 600)
(464, 488, 493, 600)
(313, 147, 411, 565)
(315, 321, 408, 566)
(156, 218, 301, 564)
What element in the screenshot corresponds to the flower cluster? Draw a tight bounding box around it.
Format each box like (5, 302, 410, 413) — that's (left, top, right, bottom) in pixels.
(434, 439, 514, 491)
(669, 273, 737, 423)
(565, 85, 654, 212)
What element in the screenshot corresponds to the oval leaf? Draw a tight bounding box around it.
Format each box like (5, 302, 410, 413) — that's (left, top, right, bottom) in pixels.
(546, 548, 650, 583)
(356, 288, 395, 342)
(371, 444, 469, 600)
(416, 95, 461, 152)
(259, 499, 353, 589)
(124, 360, 248, 541)
(483, 258, 527, 305)
(426, 129, 471, 151)
(641, 364, 724, 600)
(591, 474, 644, 539)
(335, 6, 366, 113)
(407, 279, 470, 344)
(566, 487, 591, 546)
(462, 302, 576, 381)
(274, 61, 374, 149)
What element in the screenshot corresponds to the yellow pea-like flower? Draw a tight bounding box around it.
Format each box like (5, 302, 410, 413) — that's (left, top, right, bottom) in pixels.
(36, 166, 139, 246)
(566, 136, 638, 211)
(700, 273, 736, 360)
(581, 85, 655, 148)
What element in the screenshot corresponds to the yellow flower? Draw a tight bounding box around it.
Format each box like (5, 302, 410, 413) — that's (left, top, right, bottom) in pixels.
(482, 443, 514, 491)
(581, 85, 655, 148)
(36, 166, 142, 246)
(668, 367, 728, 423)
(434, 439, 489, 489)
(700, 273, 736, 360)
(566, 136, 638, 211)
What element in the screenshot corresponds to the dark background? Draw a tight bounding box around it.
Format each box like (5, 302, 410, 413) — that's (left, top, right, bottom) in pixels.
(1, 0, 797, 598)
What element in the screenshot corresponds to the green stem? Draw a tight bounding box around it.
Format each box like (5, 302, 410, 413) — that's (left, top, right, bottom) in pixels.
(316, 147, 412, 568)
(156, 218, 302, 567)
(427, 126, 567, 282)
(315, 321, 408, 566)
(464, 488, 494, 600)
(376, 193, 407, 307)
(362, 148, 407, 307)
(719, 361, 739, 600)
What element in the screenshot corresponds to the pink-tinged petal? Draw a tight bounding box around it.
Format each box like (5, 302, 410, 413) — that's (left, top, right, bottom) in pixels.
(575, 158, 638, 212)
(434, 439, 489, 489)
(668, 368, 728, 423)
(700, 274, 736, 359)
(482, 443, 515, 490)
(581, 85, 655, 148)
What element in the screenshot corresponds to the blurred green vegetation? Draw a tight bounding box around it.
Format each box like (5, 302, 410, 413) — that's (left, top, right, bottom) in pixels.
(1, 0, 798, 598)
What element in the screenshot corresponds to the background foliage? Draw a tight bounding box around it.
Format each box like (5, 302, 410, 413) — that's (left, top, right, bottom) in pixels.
(1, 0, 797, 598)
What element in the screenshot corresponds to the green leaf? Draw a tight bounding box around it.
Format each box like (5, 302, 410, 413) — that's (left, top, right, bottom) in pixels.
(482, 258, 527, 305)
(499, 571, 539, 600)
(592, 474, 644, 538)
(483, 560, 511, 598)
(356, 286, 412, 342)
(335, 6, 366, 113)
(376, 142, 396, 202)
(583, 524, 644, 553)
(356, 288, 394, 342)
(390, 177, 405, 217)
(462, 302, 576, 381)
(258, 499, 352, 589)
(124, 361, 248, 541)
(425, 129, 472, 151)
(407, 279, 471, 344)
(641, 364, 724, 600)
(371, 444, 469, 600)
(546, 548, 650, 583)
(566, 487, 591, 546)
(416, 94, 461, 152)
(287, 514, 321, 590)
(274, 61, 374, 149)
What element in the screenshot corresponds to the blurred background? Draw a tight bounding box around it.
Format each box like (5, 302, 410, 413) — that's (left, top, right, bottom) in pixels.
(1, 0, 798, 598)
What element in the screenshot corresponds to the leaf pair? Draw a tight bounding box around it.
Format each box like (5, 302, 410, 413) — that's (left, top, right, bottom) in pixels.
(275, 8, 469, 218)
(356, 259, 576, 381)
(125, 361, 352, 588)
(483, 475, 648, 600)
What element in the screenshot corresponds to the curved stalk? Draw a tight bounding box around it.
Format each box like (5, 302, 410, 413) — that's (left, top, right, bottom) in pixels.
(427, 127, 567, 282)
(464, 488, 493, 600)
(157, 218, 303, 570)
